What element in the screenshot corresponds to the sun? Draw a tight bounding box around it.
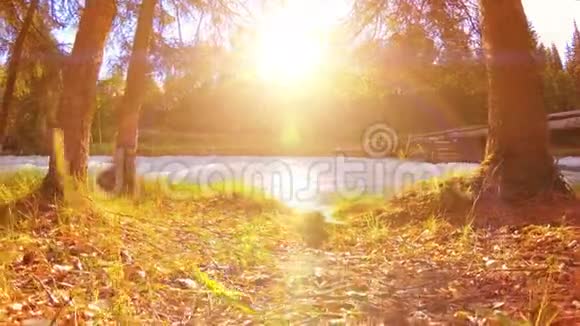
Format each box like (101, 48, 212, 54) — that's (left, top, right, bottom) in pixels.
(252, 2, 331, 83)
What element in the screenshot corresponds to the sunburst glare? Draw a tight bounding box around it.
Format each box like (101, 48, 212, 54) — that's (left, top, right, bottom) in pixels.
(251, 1, 333, 83)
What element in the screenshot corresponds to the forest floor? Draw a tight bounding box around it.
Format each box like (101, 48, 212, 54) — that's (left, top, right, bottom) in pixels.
(0, 171, 579, 325)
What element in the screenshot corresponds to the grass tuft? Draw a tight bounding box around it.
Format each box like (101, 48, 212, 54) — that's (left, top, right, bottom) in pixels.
(333, 176, 475, 227)
(0, 170, 44, 204)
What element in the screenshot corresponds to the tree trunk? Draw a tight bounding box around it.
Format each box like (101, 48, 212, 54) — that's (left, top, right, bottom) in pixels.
(114, 0, 157, 196)
(0, 0, 40, 152)
(476, 0, 570, 200)
(43, 0, 116, 196)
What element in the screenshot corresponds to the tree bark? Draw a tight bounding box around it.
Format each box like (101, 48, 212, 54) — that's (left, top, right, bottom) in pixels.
(0, 0, 40, 152)
(43, 0, 116, 196)
(114, 0, 157, 196)
(477, 0, 570, 200)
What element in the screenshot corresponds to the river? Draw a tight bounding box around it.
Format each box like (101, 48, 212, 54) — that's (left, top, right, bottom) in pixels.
(1, 155, 579, 212)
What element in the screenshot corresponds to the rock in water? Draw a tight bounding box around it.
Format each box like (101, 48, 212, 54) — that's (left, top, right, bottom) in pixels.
(298, 211, 329, 249)
(97, 165, 116, 192)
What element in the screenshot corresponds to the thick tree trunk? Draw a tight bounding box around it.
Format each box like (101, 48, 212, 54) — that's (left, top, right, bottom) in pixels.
(477, 0, 570, 200)
(43, 0, 116, 196)
(0, 0, 39, 152)
(114, 0, 157, 196)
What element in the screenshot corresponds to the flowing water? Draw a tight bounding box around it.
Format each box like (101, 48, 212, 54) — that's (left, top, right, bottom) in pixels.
(2, 155, 580, 213)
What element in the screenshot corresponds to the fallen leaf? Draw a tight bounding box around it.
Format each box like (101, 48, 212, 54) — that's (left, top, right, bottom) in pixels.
(485, 259, 497, 268)
(8, 303, 23, 312)
(345, 290, 367, 298)
(52, 264, 73, 273)
(492, 301, 505, 309)
(454, 311, 472, 320)
(72, 257, 83, 270)
(314, 267, 324, 278)
(175, 278, 198, 289)
(83, 310, 95, 319)
(21, 320, 51, 326)
(120, 249, 133, 264)
(21, 251, 37, 265)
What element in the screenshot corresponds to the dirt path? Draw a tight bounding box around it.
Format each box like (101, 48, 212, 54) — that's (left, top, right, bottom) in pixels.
(1, 195, 579, 324)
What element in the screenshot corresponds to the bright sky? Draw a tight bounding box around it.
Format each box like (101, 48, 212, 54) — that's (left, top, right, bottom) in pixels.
(522, 0, 580, 57)
(51, 0, 580, 78)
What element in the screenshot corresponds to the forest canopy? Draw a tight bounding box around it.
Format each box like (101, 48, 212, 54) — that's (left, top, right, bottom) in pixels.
(1, 0, 579, 154)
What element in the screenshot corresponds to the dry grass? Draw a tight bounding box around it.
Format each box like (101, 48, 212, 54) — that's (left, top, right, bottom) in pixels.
(328, 214, 579, 324)
(334, 175, 580, 228)
(0, 172, 300, 324)
(0, 171, 579, 324)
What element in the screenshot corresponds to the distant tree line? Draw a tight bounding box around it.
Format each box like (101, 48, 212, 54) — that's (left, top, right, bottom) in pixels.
(88, 16, 580, 146)
(535, 23, 580, 114)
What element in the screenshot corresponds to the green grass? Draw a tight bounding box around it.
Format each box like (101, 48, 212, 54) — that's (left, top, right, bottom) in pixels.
(0, 169, 44, 203)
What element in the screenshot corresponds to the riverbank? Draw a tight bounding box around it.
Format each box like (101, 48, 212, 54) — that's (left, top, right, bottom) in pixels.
(1, 156, 579, 212)
(7, 129, 578, 158)
(1, 171, 579, 324)
(90, 142, 580, 159)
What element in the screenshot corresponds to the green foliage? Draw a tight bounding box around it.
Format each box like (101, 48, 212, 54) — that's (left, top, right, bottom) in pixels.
(537, 24, 580, 113)
(3, 2, 579, 155)
(566, 21, 580, 107)
(92, 72, 125, 145)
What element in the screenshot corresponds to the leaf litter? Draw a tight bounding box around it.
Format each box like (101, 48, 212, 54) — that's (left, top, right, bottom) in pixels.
(0, 193, 578, 325)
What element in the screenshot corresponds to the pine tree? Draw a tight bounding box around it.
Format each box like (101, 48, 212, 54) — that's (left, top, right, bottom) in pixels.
(549, 43, 564, 71)
(0, 0, 40, 152)
(566, 21, 580, 63)
(541, 43, 575, 113)
(567, 21, 580, 103)
(537, 43, 549, 70)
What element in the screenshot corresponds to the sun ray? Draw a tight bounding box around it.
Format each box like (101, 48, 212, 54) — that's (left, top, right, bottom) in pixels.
(251, 1, 332, 83)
